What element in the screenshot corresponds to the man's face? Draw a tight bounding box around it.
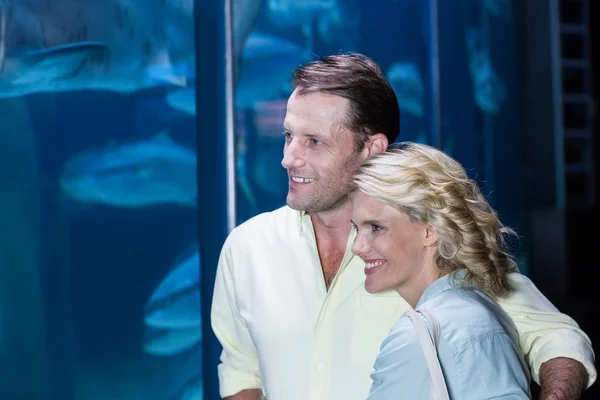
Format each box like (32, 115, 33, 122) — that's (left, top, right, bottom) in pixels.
(281, 89, 367, 213)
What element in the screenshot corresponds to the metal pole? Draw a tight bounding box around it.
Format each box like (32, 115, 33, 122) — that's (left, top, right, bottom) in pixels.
(428, 0, 441, 149)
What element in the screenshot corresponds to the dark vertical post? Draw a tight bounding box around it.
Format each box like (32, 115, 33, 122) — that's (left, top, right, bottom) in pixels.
(0, 99, 48, 400)
(194, 0, 236, 398)
(521, 0, 568, 299)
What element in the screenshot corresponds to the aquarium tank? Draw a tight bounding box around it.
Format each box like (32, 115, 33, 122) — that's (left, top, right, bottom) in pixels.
(0, 0, 527, 399)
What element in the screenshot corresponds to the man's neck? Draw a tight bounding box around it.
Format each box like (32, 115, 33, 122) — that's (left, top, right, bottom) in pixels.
(307, 201, 354, 290)
(308, 200, 354, 247)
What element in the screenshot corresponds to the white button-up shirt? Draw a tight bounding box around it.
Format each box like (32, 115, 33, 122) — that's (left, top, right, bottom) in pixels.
(211, 205, 596, 399)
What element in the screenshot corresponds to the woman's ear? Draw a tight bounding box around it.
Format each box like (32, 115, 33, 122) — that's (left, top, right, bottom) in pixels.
(424, 225, 439, 247)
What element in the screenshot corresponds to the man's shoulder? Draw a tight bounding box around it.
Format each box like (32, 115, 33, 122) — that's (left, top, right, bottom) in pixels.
(227, 204, 298, 242)
(219, 205, 300, 272)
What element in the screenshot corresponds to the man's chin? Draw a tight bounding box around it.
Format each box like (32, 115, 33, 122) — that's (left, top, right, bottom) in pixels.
(286, 198, 304, 211)
(286, 195, 314, 212)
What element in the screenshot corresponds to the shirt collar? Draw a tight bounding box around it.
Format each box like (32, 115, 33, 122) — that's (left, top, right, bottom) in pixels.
(297, 209, 308, 234)
(416, 269, 471, 308)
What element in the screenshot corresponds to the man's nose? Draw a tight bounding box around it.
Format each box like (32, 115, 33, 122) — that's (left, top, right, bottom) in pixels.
(281, 141, 305, 170)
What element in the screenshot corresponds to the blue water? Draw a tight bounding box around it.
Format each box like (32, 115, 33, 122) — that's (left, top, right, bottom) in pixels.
(0, 1, 528, 399)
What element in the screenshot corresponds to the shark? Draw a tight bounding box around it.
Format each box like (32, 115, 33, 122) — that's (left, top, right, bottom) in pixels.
(0, 0, 263, 97)
(59, 132, 198, 208)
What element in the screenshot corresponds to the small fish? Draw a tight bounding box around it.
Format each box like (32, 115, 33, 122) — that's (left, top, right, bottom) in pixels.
(59, 132, 197, 208)
(144, 248, 201, 329)
(468, 50, 506, 115)
(386, 62, 425, 119)
(466, 29, 507, 115)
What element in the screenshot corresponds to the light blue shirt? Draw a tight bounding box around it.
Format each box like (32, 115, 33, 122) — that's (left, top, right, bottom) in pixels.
(366, 271, 532, 399)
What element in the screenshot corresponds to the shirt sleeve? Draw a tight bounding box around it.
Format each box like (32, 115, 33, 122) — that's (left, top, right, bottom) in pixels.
(367, 314, 531, 400)
(496, 272, 597, 388)
(365, 318, 431, 400)
(211, 236, 262, 397)
(453, 330, 531, 399)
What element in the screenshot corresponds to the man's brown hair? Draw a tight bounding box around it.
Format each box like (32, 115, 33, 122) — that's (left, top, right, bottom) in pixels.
(292, 53, 400, 151)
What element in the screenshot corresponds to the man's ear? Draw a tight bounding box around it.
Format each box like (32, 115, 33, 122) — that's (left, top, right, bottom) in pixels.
(364, 133, 388, 157)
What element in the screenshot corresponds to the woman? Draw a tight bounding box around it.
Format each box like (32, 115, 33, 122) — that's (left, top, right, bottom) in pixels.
(350, 142, 531, 399)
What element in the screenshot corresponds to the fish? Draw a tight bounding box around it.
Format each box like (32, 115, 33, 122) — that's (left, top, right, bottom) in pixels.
(59, 132, 197, 208)
(0, 0, 263, 97)
(167, 31, 311, 114)
(386, 62, 425, 119)
(468, 50, 506, 114)
(143, 325, 202, 357)
(144, 248, 201, 330)
(466, 29, 506, 115)
(143, 248, 204, 397)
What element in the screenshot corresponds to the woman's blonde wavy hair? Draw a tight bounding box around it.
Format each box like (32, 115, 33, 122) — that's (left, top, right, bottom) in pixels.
(351, 142, 518, 298)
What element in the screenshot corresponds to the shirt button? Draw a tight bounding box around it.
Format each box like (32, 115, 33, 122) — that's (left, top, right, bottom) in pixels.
(319, 324, 325, 331)
(317, 363, 324, 371)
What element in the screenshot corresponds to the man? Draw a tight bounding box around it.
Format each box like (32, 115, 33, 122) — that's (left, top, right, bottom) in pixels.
(211, 53, 596, 400)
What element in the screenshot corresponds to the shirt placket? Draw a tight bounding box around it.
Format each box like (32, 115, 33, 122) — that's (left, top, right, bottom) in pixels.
(308, 230, 358, 399)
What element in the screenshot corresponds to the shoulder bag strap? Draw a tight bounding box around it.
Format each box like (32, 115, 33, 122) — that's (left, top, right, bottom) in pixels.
(406, 308, 450, 400)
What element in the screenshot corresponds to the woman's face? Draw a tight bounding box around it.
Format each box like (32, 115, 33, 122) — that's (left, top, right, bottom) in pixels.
(351, 190, 438, 297)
